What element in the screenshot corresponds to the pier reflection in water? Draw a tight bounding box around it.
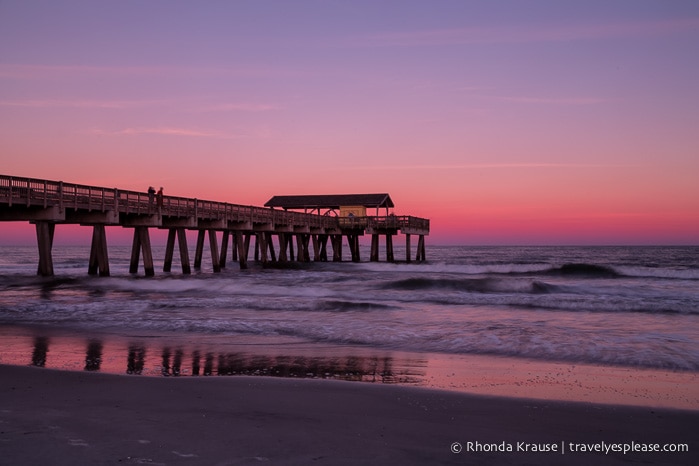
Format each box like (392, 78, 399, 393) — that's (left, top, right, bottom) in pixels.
(84, 340, 102, 371)
(14, 331, 425, 385)
(31, 336, 49, 367)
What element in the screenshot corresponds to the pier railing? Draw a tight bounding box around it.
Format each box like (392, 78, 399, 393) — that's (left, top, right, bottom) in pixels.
(0, 175, 429, 233)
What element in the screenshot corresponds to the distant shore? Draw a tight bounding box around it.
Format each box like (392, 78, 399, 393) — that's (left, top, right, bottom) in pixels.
(1, 364, 697, 465)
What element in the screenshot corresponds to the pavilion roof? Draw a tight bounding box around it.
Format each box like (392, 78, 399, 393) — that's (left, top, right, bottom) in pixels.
(264, 194, 394, 210)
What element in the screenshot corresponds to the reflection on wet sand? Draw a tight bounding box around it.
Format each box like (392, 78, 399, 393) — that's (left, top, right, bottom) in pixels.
(26, 334, 424, 385)
(127, 345, 145, 375)
(31, 336, 49, 367)
(84, 340, 102, 371)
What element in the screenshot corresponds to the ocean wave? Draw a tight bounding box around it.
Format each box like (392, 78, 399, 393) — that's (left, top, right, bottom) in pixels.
(379, 277, 561, 295)
(542, 263, 620, 278)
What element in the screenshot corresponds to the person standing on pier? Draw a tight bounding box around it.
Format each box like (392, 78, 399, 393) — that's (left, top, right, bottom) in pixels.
(148, 186, 155, 212)
(156, 187, 164, 210)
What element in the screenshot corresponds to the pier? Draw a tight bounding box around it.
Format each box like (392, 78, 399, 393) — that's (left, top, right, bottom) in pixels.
(0, 174, 429, 276)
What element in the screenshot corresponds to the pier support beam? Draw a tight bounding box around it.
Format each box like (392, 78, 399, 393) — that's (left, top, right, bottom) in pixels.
(405, 234, 411, 263)
(416, 235, 426, 262)
(88, 224, 110, 276)
(370, 234, 379, 262)
(318, 235, 328, 262)
(347, 234, 361, 262)
(266, 232, 277, 262)
(231, 232, 238, 262)
(277, 233, 289, 262)
(129, 226, 154, 276)
(208, 230, 221, 273)
(385, 234, 394, 262)
(193, 229, 220, 272)
(194, 230, 205, 270)
(256, 232, 268, 264)
(219, 231, 230, 269)
(331, 234, 342, 261)
(311, 235, 320, 261)
(296, 234, 310, 262)
(236, 233, 248, 269)
(35, 221, 55, 276)
(164, 228, 191, 274)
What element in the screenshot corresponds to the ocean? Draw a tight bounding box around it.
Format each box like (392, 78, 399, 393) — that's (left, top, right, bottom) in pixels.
(1, 244, 697, 406)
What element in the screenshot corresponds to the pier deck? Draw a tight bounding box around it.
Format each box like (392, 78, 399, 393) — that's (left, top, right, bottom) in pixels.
(0, 175, 429, 276)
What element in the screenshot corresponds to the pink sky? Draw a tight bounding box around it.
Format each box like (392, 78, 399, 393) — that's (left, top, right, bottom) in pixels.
(1, 1, 698, 245)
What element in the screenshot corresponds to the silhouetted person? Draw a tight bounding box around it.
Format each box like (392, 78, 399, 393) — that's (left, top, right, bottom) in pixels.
(148, 186, 155, 211)
(156, 187, 164, 210)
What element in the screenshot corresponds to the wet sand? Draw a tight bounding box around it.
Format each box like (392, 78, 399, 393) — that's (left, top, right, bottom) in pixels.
(1, 364, 696, 465)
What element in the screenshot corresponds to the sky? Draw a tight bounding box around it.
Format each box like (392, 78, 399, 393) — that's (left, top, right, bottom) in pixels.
(1, 0, 698, 245)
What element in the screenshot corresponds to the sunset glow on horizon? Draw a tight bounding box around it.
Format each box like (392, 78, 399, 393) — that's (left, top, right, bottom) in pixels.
(1, 1, 698, 245)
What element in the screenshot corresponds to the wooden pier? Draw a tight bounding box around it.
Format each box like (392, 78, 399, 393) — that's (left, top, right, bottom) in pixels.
(0, 175, 429, 276)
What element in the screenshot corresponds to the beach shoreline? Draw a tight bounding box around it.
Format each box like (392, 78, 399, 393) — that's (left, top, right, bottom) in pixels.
(1, 363, 696, 465)
(1, 323, 696, 412)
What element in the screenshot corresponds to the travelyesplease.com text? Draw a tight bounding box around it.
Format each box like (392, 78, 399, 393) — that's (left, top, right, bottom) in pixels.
(450, 440, 689, 455)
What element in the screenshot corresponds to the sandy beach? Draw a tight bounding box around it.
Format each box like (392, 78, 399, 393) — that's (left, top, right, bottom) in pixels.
(1, 364, 696, 465)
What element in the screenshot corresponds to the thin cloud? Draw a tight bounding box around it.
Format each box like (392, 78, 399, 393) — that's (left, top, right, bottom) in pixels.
(333, 163, 638, 171)
(0, 63, 309, 80)
(487, 95, 607, 105)
(0, 99, 165, 109)
(350, 17, 699, 47)
(91, 127, 239, 139)
(196, 103, 280, 112)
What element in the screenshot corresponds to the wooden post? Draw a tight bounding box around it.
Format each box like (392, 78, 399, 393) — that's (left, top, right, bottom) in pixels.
(219, 231, 230, 269)
(177, 228, 191, 274)
(165, 228, 191, 273)
(278, 233, 288, 262)
(231, 232, 238, 261)
(194, 230, 205, 269)
(386, 234, 394, 263)
(254, 234, 260, 262)
(208, 230, 220, 272)
(130, 227, 154, 276)
(332, 234, 342, 262)
(311, 234, 320, 261)
(405, 234, 411, 263)
(288, 234, 295, 261)
(302, 234, 310, 262)
(347, 234, 360, 262)
(370, 234, 379, 262)
(35, 221, 55, 277)
(244, 234, 251, 262)
(236, 232, 248, 269)
(140, 227, 155, 276)
(416, 235, 426, 262)
(296, 234, 304, 262)
(129, 228, 141, 274)
(88, 225, 110, 276)
(164, 229, 176, 272)
(257, 232, 268, 264)
(266, 232, 277, 262)
(318, 235, 328, 262)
